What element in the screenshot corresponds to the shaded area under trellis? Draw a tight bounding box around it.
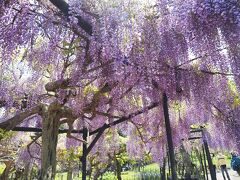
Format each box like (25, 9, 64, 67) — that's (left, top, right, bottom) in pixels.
(3, 96, 217, 180)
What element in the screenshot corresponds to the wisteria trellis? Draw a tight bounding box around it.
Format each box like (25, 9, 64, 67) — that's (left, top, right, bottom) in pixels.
(0, 0, 240, 179)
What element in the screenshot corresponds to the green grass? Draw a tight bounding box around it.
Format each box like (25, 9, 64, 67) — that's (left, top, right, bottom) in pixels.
(122, 171, 136, 179)
(141, 163, 160, 173)
(55, 171, 136, 180)
(55, 172, 82, 180)
(55, 163, 160, 180)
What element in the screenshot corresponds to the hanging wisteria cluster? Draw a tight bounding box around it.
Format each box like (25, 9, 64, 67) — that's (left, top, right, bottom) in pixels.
(0, 0, 240, 178)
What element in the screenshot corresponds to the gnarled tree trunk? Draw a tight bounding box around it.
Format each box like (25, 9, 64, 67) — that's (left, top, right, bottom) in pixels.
(40, 103, 61, 180)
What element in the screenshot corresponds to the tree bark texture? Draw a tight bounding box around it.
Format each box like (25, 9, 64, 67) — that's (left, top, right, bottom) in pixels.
(40, 103, 61, 180)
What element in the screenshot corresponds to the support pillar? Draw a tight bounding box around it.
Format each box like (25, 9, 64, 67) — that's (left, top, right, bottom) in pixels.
(199, 150, 206, 180)
(160, 157, 166, 180)
(202, 131, 216, 180)
(163, 93, 177, 180)
(81, 128, 88, 180)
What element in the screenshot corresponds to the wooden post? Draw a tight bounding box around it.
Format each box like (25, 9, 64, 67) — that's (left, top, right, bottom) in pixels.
(202, 131, 216, 180)
(82, 128, 88, 180)
(163, 93, 177, 180)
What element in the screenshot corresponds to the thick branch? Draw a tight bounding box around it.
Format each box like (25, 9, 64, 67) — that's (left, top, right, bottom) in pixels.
(11, 101, 160, 157)
(0, 105, 42, 131)
(45, 62, 117, 92)
(0, 100, 6, 108)
(178, 67, 235, 76)
(45, 79, 70, 92)
(11, 101, 160, 136)
(130, 120, 146, 143)
(84, 128, 105, 157)
(49, 0, 92, 35)
(84, 101, 159, 157)
(82, 82, 118, 116)
(90, 101, 160, 135)
(59, 106, 77, 119)
(176, 47, 227, 68)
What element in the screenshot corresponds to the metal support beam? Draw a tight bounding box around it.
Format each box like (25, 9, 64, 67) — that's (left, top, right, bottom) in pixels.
(11, 127, 84, 134)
